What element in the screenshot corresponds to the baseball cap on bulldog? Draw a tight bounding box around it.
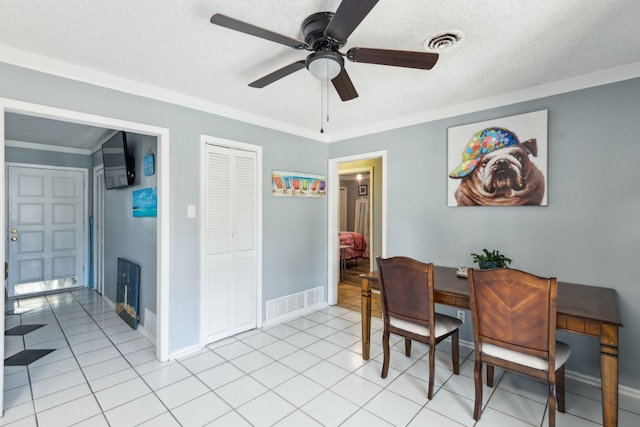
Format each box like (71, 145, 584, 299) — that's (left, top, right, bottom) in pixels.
(449, 127, 521, 178)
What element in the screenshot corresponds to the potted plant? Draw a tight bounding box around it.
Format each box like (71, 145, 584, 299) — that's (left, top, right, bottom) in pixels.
(471, 249, 512, 269)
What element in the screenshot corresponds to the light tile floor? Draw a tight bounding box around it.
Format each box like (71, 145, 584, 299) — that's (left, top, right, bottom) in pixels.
(3, 288, 639, 426)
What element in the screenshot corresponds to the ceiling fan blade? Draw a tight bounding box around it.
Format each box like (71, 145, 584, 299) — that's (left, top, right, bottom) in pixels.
(324, 0, 379, 44)
(248, 61, 306, 88)
(347, 47, 439, 70)
(332, 69, 358, 101)
(211, 14, 309, 50)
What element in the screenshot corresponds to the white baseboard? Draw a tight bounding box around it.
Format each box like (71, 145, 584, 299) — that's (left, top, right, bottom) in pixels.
(137, 322, 156, 346)
(565, 370, 640, 400)
(101, 295, 116, 308)
(618, 382, 640, 401)
(99, 293, 156, 345)
(457, 338, 640, 399)
(167, 343, 203, 361)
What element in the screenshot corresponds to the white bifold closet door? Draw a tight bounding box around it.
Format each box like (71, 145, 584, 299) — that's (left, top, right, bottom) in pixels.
(204, 144, 257, 342)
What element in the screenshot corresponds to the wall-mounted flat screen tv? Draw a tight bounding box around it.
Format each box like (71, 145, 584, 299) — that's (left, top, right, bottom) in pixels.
(102, 131, 135, 189)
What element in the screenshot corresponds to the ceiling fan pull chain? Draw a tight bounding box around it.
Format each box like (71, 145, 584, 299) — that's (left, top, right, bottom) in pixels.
(326, 57, 330, 124)
(320, 79, 324, 134)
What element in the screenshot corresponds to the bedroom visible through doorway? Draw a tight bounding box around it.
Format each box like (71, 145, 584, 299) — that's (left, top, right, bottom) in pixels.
(327, 151, 386, 309)
(337, 171, 373, 314)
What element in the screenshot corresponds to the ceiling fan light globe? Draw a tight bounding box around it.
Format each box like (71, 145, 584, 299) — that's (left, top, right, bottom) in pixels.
(306, 51, 343, 80)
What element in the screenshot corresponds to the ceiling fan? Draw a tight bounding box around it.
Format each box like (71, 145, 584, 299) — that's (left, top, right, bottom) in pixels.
(210, 0, 439, 101)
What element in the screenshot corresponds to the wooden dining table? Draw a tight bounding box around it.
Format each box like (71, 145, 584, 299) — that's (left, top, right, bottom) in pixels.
(359, 265, 623, 427)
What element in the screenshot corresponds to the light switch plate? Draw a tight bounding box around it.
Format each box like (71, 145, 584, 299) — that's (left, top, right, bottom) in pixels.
(187, 205, 196, 218)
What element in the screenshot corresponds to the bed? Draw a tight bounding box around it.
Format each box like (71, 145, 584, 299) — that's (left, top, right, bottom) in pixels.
(339, 231, 367, 263)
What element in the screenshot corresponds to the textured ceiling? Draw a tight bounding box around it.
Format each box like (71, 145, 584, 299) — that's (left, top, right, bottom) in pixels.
(4, 113, 116, 150)
(2, 0, 640, 144)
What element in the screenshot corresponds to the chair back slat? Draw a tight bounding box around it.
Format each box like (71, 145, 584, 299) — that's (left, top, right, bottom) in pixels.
(469, 268, 556, 355)
(376, 257, 434, 327)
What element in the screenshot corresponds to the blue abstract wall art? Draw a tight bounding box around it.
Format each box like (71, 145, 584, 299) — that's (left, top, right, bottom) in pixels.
(132, 187, 158, 217)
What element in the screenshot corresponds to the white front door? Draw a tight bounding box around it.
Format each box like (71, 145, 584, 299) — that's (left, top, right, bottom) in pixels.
(7, 165, 85, 296)
(203, 144, 257, 343)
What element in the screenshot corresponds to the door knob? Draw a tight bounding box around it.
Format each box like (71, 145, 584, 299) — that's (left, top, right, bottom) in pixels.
(10, 236, 17, 241)
(10, 229, 17, 234)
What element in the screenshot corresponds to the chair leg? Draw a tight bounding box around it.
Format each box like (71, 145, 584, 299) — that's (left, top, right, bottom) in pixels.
(405, 338, 412, 357)
(427, 344, 435, 400)
(451, 329, 460, 374)
(486, 364, 495, 387)
(557, 365, 566, 413)
(381, 330, 390, 378)
(548, 381, 557, 427)
(473, 359, 483, 420)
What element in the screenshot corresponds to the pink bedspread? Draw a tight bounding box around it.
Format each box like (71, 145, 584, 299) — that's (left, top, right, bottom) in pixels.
(339, 232, 367, 260)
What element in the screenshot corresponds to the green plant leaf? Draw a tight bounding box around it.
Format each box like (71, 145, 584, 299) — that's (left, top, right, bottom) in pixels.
(470, 248, 512, 266)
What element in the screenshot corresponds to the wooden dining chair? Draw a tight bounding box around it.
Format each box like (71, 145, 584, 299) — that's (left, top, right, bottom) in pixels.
(376, 256, 462, 399)
(467, 268, 571, 427)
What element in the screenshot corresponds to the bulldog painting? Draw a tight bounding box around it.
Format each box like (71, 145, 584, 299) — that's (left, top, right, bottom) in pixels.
(449, 127, 545, 206)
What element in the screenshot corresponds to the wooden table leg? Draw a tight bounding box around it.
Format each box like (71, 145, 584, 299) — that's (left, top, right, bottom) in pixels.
(600, 324, 619, 427)
(361, 277, 372, 360)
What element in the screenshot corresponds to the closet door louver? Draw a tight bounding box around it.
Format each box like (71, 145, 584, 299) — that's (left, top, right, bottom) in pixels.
(205, 145, 257, 341)
(232, 154, 257, 328)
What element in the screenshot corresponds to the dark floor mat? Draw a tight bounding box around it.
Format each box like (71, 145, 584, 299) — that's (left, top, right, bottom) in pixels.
(4, 349, 55, 366)
(5, 324, 46, 336)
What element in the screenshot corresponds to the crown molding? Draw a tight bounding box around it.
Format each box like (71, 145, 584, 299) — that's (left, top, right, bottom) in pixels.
(2, 44, 638, 144)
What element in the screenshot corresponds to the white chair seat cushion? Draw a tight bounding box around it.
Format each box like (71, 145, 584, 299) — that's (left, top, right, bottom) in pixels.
(482, 341, 571, 371)
(389, 313, 462, 338)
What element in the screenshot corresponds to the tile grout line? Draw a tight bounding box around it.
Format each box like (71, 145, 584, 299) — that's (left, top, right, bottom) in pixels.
(7, 289, 626, 426)
(19, 290, 169, 425)
(69, 289, 180, 426)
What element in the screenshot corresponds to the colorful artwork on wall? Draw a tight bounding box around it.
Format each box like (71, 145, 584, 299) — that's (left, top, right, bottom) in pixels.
(447, 110, 548, 207)
(272, 170, 326, 197)
(132, 187, 158, 217)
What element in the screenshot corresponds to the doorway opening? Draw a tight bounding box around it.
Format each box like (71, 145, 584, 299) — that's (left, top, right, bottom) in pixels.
(1, 98, 171, 365)
(336, 170, 372, 312)
(327, 150, 387, 306)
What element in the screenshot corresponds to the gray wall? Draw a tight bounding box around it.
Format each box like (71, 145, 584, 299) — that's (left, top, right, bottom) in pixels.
(0, 62, 327, 353)
(5, 146, 92, 170)
(98, 133, 158, 329)
(329, 77, 640, 389)
(262, 143, 328, 303)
